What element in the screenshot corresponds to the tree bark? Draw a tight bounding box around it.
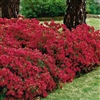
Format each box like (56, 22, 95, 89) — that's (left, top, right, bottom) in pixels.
(0, 0, 20, 18)
(64, 0, 86, 30)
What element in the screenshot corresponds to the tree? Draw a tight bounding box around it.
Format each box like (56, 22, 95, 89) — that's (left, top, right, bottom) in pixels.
(0, 0, 20, 18)
(64, 0, 86, 30)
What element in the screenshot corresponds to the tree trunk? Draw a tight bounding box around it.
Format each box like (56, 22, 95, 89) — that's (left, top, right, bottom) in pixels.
(0, 8, 1, 17)
(0, 0, 20, 18)
(64, 0, 86, 30)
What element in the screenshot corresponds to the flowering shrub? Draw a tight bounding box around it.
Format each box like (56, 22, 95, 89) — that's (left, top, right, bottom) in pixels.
(0, 18, 100, 100)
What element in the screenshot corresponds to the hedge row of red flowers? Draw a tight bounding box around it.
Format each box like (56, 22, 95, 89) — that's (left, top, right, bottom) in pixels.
(0, 18, 100, 100)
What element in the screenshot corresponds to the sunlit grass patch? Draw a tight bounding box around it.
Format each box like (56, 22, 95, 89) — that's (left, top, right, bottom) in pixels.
(86, 18, 100, 30)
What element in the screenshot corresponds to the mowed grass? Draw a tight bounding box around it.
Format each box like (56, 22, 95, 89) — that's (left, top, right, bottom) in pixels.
(42, 67, 100, 100)
(86, 18, 100, 30)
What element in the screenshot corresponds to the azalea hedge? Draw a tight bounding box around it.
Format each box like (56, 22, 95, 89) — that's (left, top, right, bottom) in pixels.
(0, 18, 100, 100)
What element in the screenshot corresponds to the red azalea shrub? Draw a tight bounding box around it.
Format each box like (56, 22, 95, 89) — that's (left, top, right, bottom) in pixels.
(0, 18, 100, 100)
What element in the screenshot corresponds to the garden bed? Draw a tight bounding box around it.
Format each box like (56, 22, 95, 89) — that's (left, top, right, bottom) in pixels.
(0, 18, 100, 100)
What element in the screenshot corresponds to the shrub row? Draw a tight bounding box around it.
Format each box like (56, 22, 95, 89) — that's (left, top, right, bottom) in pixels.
(86, 0, 100, 14)
(20, 0, 100, 18)
(0, 18, 100, 100)
(20, 0, 66, 18)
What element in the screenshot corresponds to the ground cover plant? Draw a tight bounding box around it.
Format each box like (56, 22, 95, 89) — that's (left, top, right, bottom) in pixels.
(0, 18, 100, 100)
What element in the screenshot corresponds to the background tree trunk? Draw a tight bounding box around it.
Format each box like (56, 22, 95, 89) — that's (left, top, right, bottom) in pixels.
(0, 1, 2, 17)
(0, 0, 20, 18)
(64, 0, 86, 30)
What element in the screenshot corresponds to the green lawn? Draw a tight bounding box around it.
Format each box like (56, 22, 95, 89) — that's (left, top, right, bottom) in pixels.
(42, 67, 100, 100)
(86, 18, 100, 30)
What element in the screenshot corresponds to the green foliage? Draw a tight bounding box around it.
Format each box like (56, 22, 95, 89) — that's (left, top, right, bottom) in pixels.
(0, 92, 6, 100)
(21, 0, 66, 18)
(20, 0, 100, 18)
(86, 0, 100, 14)
(20, 0, 66, 18)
